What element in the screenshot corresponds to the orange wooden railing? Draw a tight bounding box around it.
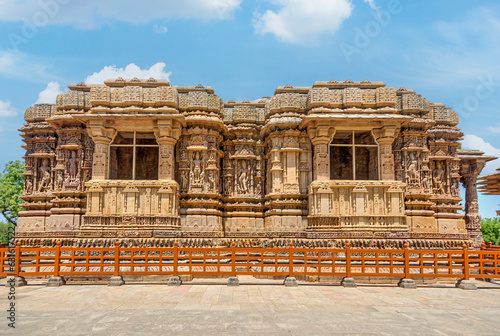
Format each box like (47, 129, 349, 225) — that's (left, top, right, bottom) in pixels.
(482, 242, 500, 251)
(1, 242, 499, 281)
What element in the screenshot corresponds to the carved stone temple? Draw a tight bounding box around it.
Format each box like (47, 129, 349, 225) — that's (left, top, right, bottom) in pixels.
(16, 78, 495, 249)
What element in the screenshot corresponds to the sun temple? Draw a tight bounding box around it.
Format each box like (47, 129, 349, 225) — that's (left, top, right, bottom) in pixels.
(16, 78, 495, 249)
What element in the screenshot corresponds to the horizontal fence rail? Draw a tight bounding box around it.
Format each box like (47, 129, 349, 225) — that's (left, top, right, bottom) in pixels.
(1, 242, 499, 283)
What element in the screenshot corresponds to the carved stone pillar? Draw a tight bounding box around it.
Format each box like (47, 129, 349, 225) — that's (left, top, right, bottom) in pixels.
(156, 119, 181, 181)
(374, 126, 398, 181)
(86, 121, 114, 180)
(310, 125, 333, 181)
(462, 163, 485, 248)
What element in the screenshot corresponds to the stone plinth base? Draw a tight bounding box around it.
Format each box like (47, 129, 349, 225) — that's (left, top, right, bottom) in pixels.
(168, 276, 182, 286)
(47, 276, 66, 287)
(5, 276, 27, 287)
(341, 277, 357, 288)
(227, 277, 239, 286)
(108, 276, 125, 286)
(284, 277, 298, 287)
(398, 278, 416, 289)
(456, 279, 477, 290)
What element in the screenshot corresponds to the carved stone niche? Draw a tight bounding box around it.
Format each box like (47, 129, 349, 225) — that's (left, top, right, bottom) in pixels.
(308, 180, 406, 232)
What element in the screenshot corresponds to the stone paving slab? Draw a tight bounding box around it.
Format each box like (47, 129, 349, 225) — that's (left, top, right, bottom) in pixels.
(1, 276, 500, 335)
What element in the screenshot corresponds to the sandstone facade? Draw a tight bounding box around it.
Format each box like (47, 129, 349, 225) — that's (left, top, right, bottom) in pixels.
(16, 78, 495, 249)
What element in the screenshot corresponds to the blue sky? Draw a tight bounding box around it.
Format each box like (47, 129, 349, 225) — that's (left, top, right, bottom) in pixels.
(0, 0, 499, 217)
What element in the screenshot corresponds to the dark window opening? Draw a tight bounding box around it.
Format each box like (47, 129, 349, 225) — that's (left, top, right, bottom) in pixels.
(109, 131, 159, 180)
(329, 130, 379, 181)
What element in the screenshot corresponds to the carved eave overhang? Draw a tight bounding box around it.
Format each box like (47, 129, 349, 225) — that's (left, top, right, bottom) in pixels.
(299, 113, 412, 131)
(312, 79, 386, 89)
(459, 149, 497, 192)
(73, 113, 187, 130)
(478, 168, 500, 195)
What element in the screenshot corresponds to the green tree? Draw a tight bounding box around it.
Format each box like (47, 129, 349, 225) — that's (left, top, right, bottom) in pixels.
(0, 160, 24, 225)
(481, 217, 500, 245)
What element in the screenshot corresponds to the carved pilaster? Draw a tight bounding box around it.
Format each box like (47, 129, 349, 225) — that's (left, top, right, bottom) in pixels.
(86, 122, 114, 180)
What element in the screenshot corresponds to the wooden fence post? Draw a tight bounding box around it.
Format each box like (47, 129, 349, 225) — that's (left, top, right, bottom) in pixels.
(403, 243, 409, 279)
(289, 242, 294, 278)
(14, 241, 21, 278)
(114, 241, 120, 277)
(398, 243, 416, 288)
(481, 241, 486, 250)
(46, 241, 65, 286)
(54, 241, 61, 278)
(345, 243, 351, 279)
(231, 242, 236, 277)
(462, 244, 469, 281)
(173, 242, 178, 277)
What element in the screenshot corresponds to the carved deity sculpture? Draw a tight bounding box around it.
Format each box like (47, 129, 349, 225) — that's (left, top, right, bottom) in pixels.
(68, 150, 80, 181)
(191, 151, 204, 183)
(208, 171, 216, 192)
(180, 170, 189, 190)
(451, 179, 460, 197)
(55, 171, 64, 190)
(25, 177, 33, 194)
(422, 173, 431, 192)
(255, 179, 262, 196)
(38, 159, 52, 192)
(433, 161, 446, 194)
(224, 177, 231, 195)
(237, 160, 249, 193)
(407, 160, 420, 186)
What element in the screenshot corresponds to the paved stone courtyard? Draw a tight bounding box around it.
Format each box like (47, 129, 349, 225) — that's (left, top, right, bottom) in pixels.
(1, 277, 500, 335)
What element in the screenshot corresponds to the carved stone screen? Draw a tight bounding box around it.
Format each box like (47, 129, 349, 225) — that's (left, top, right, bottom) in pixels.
(330, 130, 379, 180)
(109, 131, 159, 180)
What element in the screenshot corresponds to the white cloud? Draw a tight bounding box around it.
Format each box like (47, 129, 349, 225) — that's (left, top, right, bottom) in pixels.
(487, 125, 500, 134)
(36, 82, 64, 104)
(153, 24, 168, 34)
(0, 49, 53, 82)
(0, 0, 241, 29)
(364, 0, 379, 11)
(462, 134, 500, 175)
(85, 62, 171, 85)
(253, 0, 353, 45)
(0, 100, 17, 117)
(401, 7, 500, 87)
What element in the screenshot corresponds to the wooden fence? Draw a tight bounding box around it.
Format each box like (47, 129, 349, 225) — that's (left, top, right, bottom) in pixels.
(1, 241, 499, 285)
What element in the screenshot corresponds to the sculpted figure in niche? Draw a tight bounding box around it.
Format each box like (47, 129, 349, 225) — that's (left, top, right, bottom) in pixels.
(180, 170, 189, 190)
(422, 173, 431, 192)
(238, 160, 249, 193)
(224, 177, 232, 195)
(451, 179, 460, 197)
(38, 159, 52, 192)
(433, 161, 446, 194)
(208, 171, 216, 192)
(407, 160, 420, 186)
(191, 151, 204, 183)
(25, 176, 33, 194)
(55, 171, 64, 190)
(255, 179, 262, 196)
(67, 151, 80, 181)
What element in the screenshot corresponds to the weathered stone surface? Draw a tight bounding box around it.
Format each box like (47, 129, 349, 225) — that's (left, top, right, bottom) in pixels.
(284, 277, 298, 287)
(167, 276, 182, 286)
(341, 277, 357, 288)
(16, 78, 493, 249)
(227, 277, 240, 286)
(398, 278, 417, 289)
(46, 276, 66, 287)
(108, 276, 125, 286)
(456, 279, 477, 290)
